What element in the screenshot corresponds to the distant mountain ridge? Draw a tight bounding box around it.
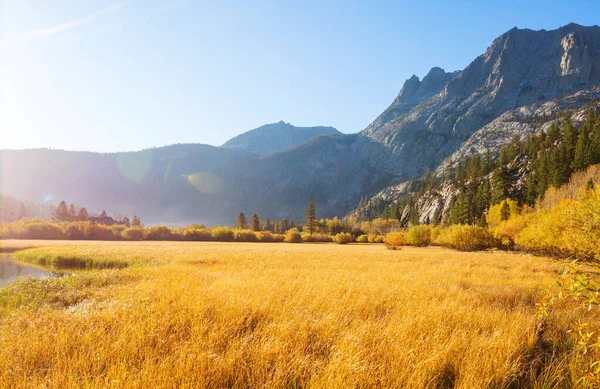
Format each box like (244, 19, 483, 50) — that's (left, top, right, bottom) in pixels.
(222, 121, 340, 156)
(2, 23, 600, 225)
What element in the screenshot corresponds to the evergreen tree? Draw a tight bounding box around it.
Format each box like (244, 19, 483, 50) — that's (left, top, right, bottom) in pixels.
(77, 207, 89, 221)
(53, 201, 69, 222)
(16, 201, 26, 220)
(123, 216, 131, 227)
(491, 166, 512, 205)
(250, 214, 261, 231)
(263, 218, 272, 232)
(572, 121, 591, 172)
(500, 200, 511, 221)
(132, 216, 141, 227)
(432, 207, 442, 226)
(305, 198, 317, 235)
(524, 174, 538, 206)
(235, 212, 248, 229)
(68, 204, 77, 222)
(474, 178, 491, 216)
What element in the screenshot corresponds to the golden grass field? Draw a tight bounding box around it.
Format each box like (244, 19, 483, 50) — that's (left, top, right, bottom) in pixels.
(0, 240, 596, 388)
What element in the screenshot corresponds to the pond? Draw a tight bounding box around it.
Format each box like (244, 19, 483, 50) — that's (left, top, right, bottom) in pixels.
(0, 255, 61, 287)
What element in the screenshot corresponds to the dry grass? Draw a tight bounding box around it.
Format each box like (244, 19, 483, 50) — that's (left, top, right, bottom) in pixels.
(0, 240, 595, 388)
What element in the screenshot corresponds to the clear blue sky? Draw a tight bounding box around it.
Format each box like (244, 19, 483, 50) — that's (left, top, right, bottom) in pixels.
(2, 0, 599, 152)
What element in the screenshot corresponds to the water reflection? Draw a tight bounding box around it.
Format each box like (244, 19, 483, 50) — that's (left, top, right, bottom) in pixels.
(0, 256, 61, 287)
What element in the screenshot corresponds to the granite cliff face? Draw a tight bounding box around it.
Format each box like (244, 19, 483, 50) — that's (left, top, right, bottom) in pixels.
(2, 24, 600, 225)
(362, 23, 600, 178)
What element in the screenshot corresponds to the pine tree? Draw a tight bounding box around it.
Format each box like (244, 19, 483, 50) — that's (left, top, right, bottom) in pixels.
(432, 207, 442, 225)
(132, 216, 141, 227)
(474, 179, 491, 216)
(250, 214, 261, 231)
(491, 166, 512, 205)
(524, 174, 538, 206)
(53, 201, 69, 222)
(68, 204, 77, 222)
(235, 212, 248, 229)
(305, 198, 317, 235)
(264, 218, 272, 232)
(572, 121, 591, 172)
(16, 201, 26, 220)
(500, 200, 511, 221)
(123, 216, 131, 227)
(77, 207, 89, 221)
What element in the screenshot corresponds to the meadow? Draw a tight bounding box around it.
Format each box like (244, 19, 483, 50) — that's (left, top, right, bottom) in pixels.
(0, 240, 597, 388)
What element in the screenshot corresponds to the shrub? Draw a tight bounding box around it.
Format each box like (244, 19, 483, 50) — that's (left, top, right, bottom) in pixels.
(301, 232, 315, 242)
(256, 231, 285, 242)
(146, 226, 178, 241)
(19, 222, 66, 240)
(284, 228, 302, 243)
(211, 226, 235, 242)
(84, 223, 115, 241)
(515, 187, 600, 260)
(406, 225, 431, 247)
(334, 232, 353, 244)
(65, 223, 86, 240)
(123, 227, 146, 241)
(234, 229, 258, 242)
(356, 234, 369, 243)
(313, 234, 333, 243)
(109, 224, 127, 239)
(430, 227, 441, 243)
(384, 232, 406, 250)
(368, 234, 385, 243)
(434, 225, 493, 251)
(182, 228, 213, 241)
(493, 215, 528, 248)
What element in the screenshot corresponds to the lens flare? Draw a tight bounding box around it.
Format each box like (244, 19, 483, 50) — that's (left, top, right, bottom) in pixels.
(116, 150, 153, 183)
(186, 172, 224, 195)
(164, 160, 173, 185)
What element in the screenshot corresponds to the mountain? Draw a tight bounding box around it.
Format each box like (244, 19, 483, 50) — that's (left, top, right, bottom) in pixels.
(2, 24, 600, 225)
(222, 121, 340, 155)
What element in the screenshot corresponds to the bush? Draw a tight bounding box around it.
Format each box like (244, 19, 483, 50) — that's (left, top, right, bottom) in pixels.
(301, 232, 315, 242)
(368, 234, 385, 243)
(211, 226, 235, 242)
(384, 232, 406, 250)
(182, 228, 213, 241)
(515, 187, 600, 260)
(356, 234, 369, 243)
(284, 228, 302, 243)
(19, 222, 66, 240)
(145, 226, 178, 241)
(256, 231, 285, 242)
(234, 229, 258, 242)
(83, 223, 114, 241)
(406, 225, 431, 247)
(334, 232, 353, 244)
(65, 223, 86, 240)
(434, 225, 493, 251)
(123, 227, 146, 241)
(430, 227, 441, 243)
(313, 234, 333, 242)
(493, 215, 528, 248)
